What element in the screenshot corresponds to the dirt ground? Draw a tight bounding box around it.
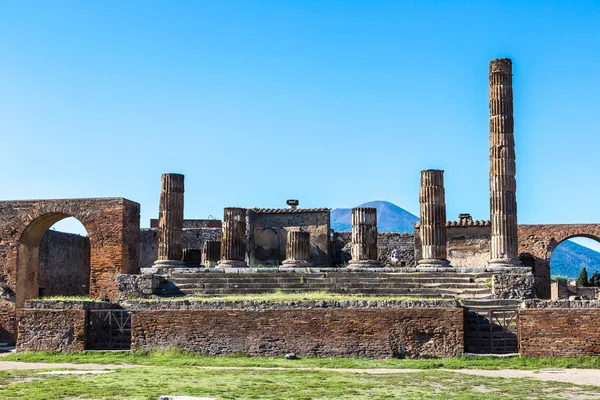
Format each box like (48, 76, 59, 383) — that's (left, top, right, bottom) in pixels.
(0, 361, 599, 386)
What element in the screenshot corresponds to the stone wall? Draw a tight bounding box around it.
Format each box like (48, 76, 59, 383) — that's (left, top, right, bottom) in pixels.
(140, 228, 222, 268)
(247, 209, 331, 267)
(150, 219, 222, 229)
(519, 301, 600, 357)
(129, 301, 464, 358)
(414, 221, 491, 268)
(38, 231, 90, 297)
(331, 232, 414, 266)
(16, 308, 88, 352)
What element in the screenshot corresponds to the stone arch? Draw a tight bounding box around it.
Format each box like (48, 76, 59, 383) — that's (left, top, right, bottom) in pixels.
(16, 211, 93, 307)
(518, 224, 600, 299)
(0, 198, 140, 343)
(547, 233, 600, 261)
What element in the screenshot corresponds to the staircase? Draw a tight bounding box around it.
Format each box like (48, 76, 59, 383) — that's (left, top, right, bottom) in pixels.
(155, 271, 494, 299)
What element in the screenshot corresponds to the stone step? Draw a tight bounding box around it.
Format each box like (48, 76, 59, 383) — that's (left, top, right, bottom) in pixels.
(168, 277, 479, 285)
(167, 287, 488, 296)
(167, 281, 487, 290)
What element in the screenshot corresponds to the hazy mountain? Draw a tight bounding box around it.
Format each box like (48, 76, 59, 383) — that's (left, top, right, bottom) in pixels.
(551, 240, 600, 279)
(331, 200, 419, 233)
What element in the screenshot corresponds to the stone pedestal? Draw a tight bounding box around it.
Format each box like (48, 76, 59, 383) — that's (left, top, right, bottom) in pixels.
(282, 231, 312, 268)
(488, 58, 521, 267)
(182, 248, 202, 267)
(217, 208, 247, 268)
(418, 170, 450, 267)
(203, 241, 221, 268)
(153, 173, 185, 267)
(348, 207, 381, 268)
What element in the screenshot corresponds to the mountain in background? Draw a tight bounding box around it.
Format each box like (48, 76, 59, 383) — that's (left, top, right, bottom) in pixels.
(330, 200, 419, 233)
(551, 240, 600, 279)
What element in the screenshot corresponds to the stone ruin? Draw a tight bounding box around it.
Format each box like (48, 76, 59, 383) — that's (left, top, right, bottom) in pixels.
(4, 58, 600, 358)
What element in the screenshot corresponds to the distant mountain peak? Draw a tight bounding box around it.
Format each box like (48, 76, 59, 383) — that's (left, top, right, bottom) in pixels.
(331, 200, 419, 233)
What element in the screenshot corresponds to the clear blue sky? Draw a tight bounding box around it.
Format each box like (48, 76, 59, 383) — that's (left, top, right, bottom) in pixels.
(1, 1, 599, 238)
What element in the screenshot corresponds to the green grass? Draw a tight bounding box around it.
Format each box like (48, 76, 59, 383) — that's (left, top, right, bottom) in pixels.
(35, 296, 105, 302)
(6, 349, 600, 370)
(133, 290, 442, 302)
(1, 366, 599, 399)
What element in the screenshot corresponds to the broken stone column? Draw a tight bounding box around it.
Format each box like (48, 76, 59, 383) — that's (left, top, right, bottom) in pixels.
(348, 207, 381, 268)
(418, 170, 450, 267)
(203, 240, 221, 267)
(489, 58, 521, 267)
(217, 208, 247, 268)
(282, 231, 312, 268)
(153, 173, 185, 267)
(182, 248, 202, 267)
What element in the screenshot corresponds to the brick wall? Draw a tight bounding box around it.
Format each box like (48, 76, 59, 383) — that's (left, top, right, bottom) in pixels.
(39, 231, 90, 297)
(130, 303, 464, 358)
(519, 302, 600, 356)
(16, 309, 87, 352)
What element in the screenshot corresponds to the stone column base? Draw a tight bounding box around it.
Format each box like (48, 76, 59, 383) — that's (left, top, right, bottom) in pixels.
(216, 260, 248, 268)
(488, 258, 522, 268)
(204, 261, 219, 268)
(348, 259, 382, 268)
(417, 259, 450, 268)
(281, 260, 313, 268)
(152, 260, 186, 268)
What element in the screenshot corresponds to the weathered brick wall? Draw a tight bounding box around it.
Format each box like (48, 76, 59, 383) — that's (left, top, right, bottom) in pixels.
(39, 231, 90, 297)
(519, 301, 600, 356)
(139, 228, 222, 268)
(0, 197, 140, 344)
(247, 209, 331, 266)
(130, 302, 464, 358)
(16, 309, 87, 352)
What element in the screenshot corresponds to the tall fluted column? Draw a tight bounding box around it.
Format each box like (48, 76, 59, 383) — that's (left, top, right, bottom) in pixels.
(282, 231, 312, 268)
(217, 208, 248, 268)
(348, 207, 381, 268)
(203, 240, 221, 267)
(418, 170, 450, 267)
(489, 58, 521, 267)
(153, 173, 185, 267)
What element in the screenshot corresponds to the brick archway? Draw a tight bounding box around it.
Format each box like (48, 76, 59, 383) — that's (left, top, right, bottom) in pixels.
(0, 198, 140, 343)
(518, 224, 600, 298)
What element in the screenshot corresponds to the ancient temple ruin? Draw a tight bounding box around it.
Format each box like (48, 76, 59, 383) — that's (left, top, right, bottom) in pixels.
(3, 58, 600, 358)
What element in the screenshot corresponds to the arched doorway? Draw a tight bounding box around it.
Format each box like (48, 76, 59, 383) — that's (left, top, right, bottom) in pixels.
(38, 217, 91, 298)
(549, 235, 600, 291)
(16, 212, 93, 307)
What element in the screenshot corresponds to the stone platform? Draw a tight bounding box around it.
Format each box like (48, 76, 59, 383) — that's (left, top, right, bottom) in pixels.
(140, 269, 496, 299)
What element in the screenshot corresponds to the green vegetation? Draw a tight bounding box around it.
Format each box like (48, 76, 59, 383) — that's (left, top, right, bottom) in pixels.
(577, 267, 590, 287)
(35, 296, 104, 303)
(551, 275, 569, 282)
(6, 349, 600, 370)
(134, 291, 441, 302)
(1, 364, 599, 399)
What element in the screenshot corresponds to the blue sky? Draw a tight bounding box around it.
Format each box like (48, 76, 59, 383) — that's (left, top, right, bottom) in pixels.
(1, 1, 599, 247)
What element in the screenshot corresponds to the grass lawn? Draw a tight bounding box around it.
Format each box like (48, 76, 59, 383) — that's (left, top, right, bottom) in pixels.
(6, 349, 600, 370)
(2, 351, 600, 399)
(1, 364, 600, 399)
